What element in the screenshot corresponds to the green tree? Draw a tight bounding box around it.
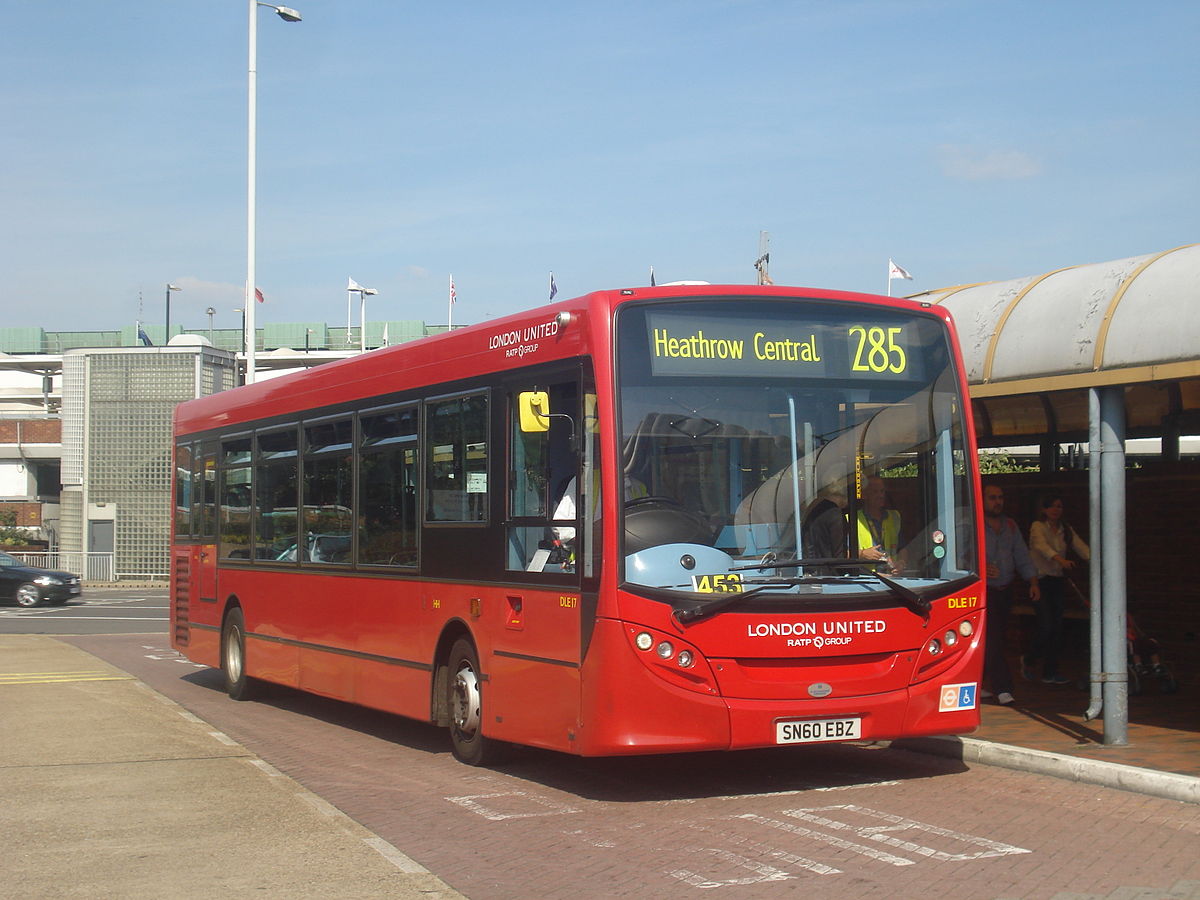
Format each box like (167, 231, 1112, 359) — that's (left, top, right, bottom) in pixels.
(977, 450, 1038, 474)
(0, 509, 32, 546)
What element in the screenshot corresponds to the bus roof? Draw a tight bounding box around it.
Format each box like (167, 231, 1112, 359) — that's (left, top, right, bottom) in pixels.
(174, 284, 951, 437)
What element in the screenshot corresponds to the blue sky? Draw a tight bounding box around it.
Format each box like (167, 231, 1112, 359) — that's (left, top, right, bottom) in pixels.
(2, 0, 1196, 333)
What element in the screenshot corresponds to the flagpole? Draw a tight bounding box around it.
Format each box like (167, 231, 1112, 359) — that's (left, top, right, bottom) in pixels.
(448, 274, 453, 330)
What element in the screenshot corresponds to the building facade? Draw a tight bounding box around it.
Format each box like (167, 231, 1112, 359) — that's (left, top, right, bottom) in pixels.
(59, 345, 237, 578)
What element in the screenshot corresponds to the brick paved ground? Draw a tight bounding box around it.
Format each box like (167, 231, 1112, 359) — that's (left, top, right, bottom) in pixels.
(974, 652, 1199, 778)
(64, 634, 1200, 900)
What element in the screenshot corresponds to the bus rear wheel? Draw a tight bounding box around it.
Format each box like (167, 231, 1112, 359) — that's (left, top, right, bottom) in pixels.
(447, 637, 502, 766)
(221, 608, 259, 701)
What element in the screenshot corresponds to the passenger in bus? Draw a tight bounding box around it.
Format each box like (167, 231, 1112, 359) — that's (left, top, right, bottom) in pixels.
(552, 471, 647, 543)
(800, 486, 849, 570)
(853, 476, 904, 571)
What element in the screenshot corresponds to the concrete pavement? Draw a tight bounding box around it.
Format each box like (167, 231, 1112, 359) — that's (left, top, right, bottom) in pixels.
(0, 635, 462, 900)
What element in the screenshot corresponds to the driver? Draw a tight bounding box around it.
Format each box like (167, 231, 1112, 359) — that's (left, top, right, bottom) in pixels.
(854, 475, 905, 571)
(553, 470, 648, 543)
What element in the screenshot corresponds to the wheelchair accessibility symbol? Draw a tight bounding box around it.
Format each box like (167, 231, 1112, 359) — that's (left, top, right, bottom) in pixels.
(938, 683, 977, 712)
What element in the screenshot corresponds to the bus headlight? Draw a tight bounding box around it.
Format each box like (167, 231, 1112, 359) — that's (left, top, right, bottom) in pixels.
(943, 630, 958, 647)
(927, 638, 942, 655)
(625, 625, 716, 694)
(959, 621, 974, 637)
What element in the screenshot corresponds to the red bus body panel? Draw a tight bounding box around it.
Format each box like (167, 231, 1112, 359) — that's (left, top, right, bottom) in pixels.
(171, 285, 985, 758)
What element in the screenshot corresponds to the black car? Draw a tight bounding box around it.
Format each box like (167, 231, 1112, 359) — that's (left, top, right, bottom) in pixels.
(0, 552, 83, 607)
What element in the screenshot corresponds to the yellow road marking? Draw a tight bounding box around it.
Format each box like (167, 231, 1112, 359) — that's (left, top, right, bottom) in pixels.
(0, 671, 132, 685)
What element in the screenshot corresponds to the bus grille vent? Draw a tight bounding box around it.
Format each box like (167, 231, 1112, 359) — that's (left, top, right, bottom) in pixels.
(172, 550, 191, 647)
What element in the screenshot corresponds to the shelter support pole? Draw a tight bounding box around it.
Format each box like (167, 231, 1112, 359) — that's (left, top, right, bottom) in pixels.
(1085, 389, 1103, 722)
(1039, 441, 1057, 472)
(1162, 418, 1181, 462)
(1099, 386, 1128, 746)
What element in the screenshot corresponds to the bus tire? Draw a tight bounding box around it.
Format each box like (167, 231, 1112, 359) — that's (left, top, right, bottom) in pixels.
(447, 637, 502, 766)
(221, 608, 258, 701)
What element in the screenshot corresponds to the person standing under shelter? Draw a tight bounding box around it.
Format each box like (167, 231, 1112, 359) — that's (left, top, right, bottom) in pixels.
(982, 483, 1040, 705)
(1024, 494, 1090, 685)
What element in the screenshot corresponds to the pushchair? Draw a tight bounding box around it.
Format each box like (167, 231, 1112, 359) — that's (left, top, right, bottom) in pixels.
(1126, 615, 1180, 695)
(1068, 579, 1179, 695)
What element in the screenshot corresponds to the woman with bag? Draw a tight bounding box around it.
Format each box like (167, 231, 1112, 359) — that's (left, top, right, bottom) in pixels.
(1024, 495, 1090, 684)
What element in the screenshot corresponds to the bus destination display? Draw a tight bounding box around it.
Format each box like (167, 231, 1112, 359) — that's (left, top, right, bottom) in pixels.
(645, 309, 924, 381)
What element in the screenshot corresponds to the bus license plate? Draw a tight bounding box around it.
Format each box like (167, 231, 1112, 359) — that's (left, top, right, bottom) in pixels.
(776, 717, 862, 744)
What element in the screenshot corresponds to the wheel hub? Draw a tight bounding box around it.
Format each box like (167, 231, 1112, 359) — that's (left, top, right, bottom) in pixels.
(451, 663, 481, 735)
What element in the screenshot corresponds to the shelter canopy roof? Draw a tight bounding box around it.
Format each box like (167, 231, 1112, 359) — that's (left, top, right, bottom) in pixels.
(908, 244, 1199, 447)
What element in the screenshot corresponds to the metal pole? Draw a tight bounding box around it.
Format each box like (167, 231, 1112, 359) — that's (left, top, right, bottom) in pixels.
(245, 0, 258, 384)
(1100, 386, 1128, 745)
(1084, 388, 1103, 722)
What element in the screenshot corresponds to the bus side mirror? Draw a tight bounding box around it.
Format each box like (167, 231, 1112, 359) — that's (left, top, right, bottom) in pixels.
(518, 391, 550, 433)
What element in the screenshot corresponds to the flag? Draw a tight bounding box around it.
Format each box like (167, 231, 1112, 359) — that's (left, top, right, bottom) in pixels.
(549, 272, 557, 301)
(449, 275, 457, 304)
(650, 266, 656, 287)
(137, 327, 153, 346)
(255, 287, 266, 303)
(888, 259, 913, 281)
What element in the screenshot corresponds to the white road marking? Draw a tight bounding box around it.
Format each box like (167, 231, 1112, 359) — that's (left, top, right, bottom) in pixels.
(667, 848, 799, 888)
(783, 804, 1031, 861)
(362, 837, 431, 874)
(298, 793, 348, 820)
(737, 812, 915, 866)
(142, 647, 206, 668)
(447, 791, 581, 821)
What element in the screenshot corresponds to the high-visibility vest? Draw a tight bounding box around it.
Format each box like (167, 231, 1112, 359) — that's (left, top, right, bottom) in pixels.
(855, 509, 900, 556)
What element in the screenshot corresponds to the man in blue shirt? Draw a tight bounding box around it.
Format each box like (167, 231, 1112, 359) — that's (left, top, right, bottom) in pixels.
(982, 483, 1041, 705)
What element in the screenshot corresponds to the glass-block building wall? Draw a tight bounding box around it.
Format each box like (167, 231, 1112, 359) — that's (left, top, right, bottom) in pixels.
(61, 347, 236, 578)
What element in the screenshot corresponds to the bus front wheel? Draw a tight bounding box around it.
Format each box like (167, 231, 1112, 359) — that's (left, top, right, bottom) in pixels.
(221, 608, 258, 701)
(447, 637, 502, 766)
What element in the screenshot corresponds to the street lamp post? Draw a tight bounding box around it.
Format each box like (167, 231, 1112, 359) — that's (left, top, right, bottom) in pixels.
(246, 1, 302, 385)
(347, 278, 378, 352)
(165, 283, 181, 343)
(234, 308, 246, 365)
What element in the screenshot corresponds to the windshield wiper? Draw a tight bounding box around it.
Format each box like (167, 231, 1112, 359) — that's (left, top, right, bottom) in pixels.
(671, 566, 931, 627)
(874, 571, 931, 621)
(730, 556, 881, 573)
(671, 582, 793, 626)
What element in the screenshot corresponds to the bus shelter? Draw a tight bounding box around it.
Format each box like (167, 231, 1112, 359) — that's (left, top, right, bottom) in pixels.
(909, 243, 1200, 744)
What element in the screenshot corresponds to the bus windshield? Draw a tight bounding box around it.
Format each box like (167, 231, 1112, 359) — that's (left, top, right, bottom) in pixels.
(615, 298, 977, 605)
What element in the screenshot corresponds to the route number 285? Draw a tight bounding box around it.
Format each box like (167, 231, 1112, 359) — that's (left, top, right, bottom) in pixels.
(849, 326, 907, 374)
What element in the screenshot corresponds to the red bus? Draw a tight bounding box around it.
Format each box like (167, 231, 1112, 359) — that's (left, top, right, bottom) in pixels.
(171, 284, 984, 765)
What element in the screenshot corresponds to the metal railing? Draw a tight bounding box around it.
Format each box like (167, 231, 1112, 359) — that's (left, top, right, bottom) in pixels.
(11, 551, 115, 583)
